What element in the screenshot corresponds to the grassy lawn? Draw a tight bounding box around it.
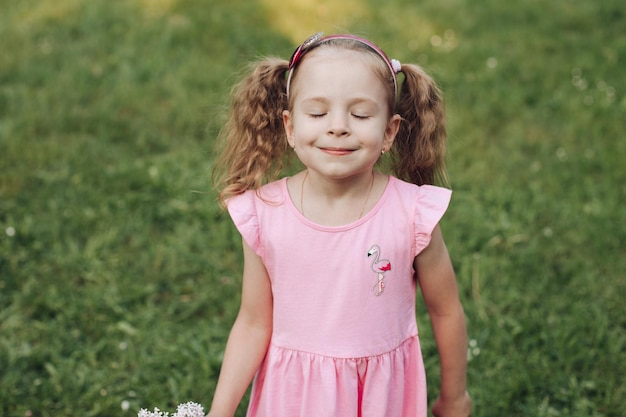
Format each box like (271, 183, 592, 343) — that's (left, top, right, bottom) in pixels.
(1, 0, 624, 416)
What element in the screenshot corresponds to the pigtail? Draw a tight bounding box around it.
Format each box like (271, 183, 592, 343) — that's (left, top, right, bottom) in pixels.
(392, 63, 448, 187)
(213, 58, 290, 206)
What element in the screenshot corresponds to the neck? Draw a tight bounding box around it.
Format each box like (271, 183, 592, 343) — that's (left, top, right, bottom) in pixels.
(299, 170, 379, 224)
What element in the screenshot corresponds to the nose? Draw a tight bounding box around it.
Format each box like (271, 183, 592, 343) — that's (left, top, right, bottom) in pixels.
(327, 112, 351, 137)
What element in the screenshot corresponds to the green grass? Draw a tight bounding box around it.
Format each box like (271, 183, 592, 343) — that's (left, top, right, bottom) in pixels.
(1, 0, 624, 416)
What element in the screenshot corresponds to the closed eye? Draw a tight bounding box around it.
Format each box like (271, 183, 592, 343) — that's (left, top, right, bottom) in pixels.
(309, 113, 326, 118)
(352, 114, 370, 119)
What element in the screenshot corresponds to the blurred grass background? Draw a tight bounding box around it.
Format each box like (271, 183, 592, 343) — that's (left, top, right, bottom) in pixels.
(1, 0, 624, 416)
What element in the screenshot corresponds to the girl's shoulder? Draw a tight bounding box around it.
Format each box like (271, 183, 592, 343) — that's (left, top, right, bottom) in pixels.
(387, 176, 452, 206)
(385, 177, 452, 257)
(225, 179, 288, 256)
(226, 178, 288, 212)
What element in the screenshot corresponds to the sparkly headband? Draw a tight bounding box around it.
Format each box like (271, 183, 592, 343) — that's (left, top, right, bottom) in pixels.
(286, 32, 402, 98)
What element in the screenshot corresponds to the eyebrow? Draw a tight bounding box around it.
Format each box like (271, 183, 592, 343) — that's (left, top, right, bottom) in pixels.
(300, 97, 380, 107)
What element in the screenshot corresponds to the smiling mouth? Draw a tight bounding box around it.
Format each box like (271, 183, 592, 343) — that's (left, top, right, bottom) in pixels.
(320, 147, 356, 156)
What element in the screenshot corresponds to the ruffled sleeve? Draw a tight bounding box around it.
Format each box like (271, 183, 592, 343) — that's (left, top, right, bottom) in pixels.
(226, 190, 261, 256)
(413, 185, 452, 257)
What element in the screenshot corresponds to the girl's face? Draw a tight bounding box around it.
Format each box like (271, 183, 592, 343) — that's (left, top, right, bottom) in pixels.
(283, 48, 400, 182)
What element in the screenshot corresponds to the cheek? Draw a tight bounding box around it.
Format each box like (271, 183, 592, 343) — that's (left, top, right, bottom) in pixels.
(292, 119, 316, 139)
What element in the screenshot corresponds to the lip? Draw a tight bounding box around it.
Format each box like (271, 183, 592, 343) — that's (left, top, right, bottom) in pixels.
(319, 147, 356, 156)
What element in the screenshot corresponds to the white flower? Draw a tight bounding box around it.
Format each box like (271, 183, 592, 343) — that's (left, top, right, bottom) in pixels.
(467, 339, 481, 361)
(173, 402, 204, 417)
(138, 402, 204, 417)
(138, 407, 169, 417)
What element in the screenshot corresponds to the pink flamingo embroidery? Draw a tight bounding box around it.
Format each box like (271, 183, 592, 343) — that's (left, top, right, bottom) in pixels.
(367, 245, 391, 295)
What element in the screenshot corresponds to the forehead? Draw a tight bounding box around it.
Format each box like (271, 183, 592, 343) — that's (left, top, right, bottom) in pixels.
(289, 48, 390, 101)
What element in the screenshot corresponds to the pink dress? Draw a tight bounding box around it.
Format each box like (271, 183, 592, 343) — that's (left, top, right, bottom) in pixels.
(227, 176, 451, 417)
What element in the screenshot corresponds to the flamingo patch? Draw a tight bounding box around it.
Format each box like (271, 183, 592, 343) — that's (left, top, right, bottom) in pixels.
(367, 244, 391, 296)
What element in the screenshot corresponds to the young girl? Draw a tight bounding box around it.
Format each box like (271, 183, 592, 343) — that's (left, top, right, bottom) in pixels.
(208, 33, 471, 417)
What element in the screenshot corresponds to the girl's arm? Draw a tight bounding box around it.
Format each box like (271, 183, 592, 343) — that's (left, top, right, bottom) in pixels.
(207, 239, 273, 417)
(415, 225, 471, 417)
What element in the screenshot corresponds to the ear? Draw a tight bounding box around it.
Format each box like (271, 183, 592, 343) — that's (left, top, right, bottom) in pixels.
(383, 114, 401, 150)
(283, 110, 295, 148)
